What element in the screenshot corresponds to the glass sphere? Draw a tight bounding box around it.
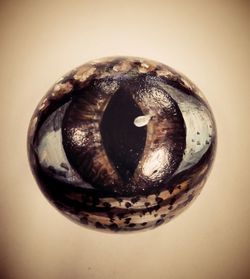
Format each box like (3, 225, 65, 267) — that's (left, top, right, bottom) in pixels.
(27, 56, 217, 232)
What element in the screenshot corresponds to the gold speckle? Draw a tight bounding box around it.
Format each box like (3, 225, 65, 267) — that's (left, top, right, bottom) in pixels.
(112, 61, 132, 73)
(38, 98, 49, 111)
(138, 67, 148, 73)
(138, 61, 156, 73)
(54, 82, 73, 93)
(54, 84, 62, 92)
(52, 81, 73, 97)
(74, 66, 96, 82)
(180, 77, 193, 90)
(28, 116, 38, 138)
(141, 62, 149, 69)
(156, 69, 175, 78)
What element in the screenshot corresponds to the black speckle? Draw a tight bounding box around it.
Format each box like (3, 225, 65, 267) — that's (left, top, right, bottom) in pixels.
(80, 216, 88, 225)
(185, 186, 190, 193)
(197, 141, 201, 145)
(192, 139, 195, 142)
(168, 205, 173, 210)
(107, 212, 115, 222)
(125, 202, 132, 208)
(183, 194, 194, 206)
(197, 131, 200, 135)
(60, 163, 69, 170)
(124, 218, 131, 224)
(108, 223, 119, 232)
(95, 222, 105, 229)
(128, 223, 136, 227)
(160, 214, 167, 218)
(144, 202, 150, 207)
(103, 202, 111, 208)
(206, 140, 210, 145)
(169, 197, 176, 205)
(131, 196, 140, 204)
(117, 213, 125, 220)
(148, 207, 155, 214)
(116, 198, 123, 203)
(155, 219, 164, 226)
(154, 204, 161, 212)
(169, 187, 175, 194)
(107, 212, 114, 218)
(141, 222, 147, 226)
(154, 214, 158, 217)
(156, 197, 163, 203)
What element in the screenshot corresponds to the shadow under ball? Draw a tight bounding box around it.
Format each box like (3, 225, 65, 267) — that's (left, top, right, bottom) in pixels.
(27, 56, 217, 233)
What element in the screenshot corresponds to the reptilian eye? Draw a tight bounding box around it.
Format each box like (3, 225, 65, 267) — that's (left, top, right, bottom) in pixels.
(28, 57, 216, 232)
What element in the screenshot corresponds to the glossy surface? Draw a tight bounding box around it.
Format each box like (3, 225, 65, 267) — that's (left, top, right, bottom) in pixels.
(27, 57, 217, 232)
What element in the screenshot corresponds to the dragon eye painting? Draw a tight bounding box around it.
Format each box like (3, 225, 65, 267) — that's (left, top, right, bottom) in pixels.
(27, 56, 217, 233)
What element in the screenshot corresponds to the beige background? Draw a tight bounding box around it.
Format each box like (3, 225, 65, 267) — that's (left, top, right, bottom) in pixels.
(0, 0, 249, 278)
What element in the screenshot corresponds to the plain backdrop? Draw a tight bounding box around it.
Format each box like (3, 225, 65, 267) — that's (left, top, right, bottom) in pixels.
(0, 1, 249, 278)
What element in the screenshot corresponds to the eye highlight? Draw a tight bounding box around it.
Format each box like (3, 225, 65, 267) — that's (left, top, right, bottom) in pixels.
(28, 56, 217, 232)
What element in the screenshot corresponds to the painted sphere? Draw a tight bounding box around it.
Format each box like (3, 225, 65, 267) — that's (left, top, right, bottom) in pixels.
(27, 57, 217, 232)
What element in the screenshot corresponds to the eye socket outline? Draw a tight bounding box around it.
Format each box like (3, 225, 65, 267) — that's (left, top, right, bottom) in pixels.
(28, 57, 216, 198)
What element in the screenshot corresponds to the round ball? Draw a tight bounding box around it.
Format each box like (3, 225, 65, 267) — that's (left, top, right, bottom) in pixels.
(27, 56, 217, 232)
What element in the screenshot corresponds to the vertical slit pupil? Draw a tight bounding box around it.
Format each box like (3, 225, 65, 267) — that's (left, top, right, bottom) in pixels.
(100, 85, 147, 183)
